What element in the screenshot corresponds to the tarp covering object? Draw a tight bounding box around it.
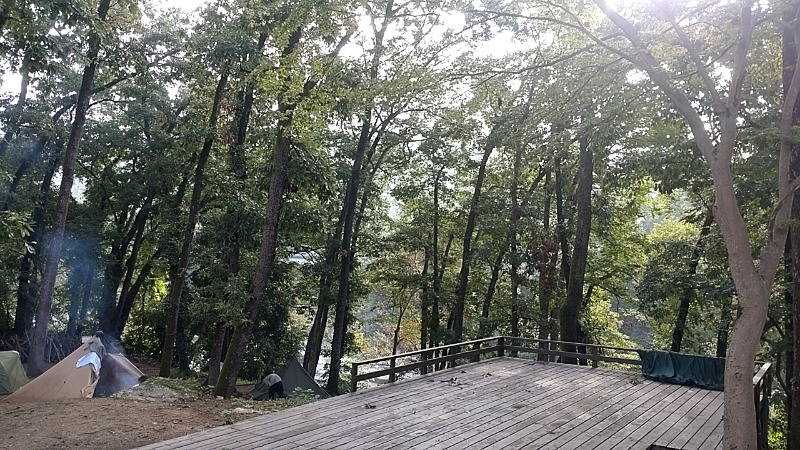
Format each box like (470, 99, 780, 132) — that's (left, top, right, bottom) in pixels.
(636, 350, 724, 391)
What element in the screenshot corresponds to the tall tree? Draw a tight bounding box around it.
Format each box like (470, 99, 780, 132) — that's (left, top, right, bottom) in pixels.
(587, 1, 800, 447)
(27, 0, 113, 376)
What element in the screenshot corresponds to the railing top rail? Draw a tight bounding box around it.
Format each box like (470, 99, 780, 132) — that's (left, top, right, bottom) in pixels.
(504, 336, 641, 353)
(753, 361, 772, 386)
(353, 336, 499, 365)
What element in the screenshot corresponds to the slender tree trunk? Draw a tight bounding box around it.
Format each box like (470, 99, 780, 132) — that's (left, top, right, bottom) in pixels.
(303, 223, 341, 374)
(509, 139, 522, 337)
(554, 156, 571, 287)
(215, 99, 294, 397)
(206, 322, 226, 386)
(479, 249, 506, 338)
(26, 0, 112, 377)
(214, 28, 307, 397)
(430, 168, 444, 348)
(160, 70, 229, 377)
(453, 127, 502, 344)
(787, 4, 800, 445)
(112, 202, 151, 335)
(117, 253, 158, 334)
(670, 210, 714, 352)
(559, 136, 592, 363)
(538, 171, 556, 360)
(327, 3, 394, 394)
(420, 251, 430, 353)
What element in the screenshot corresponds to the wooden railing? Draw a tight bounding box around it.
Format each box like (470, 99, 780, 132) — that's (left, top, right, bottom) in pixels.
(350, 336, 641, 393)
(753, 361, 772, 450)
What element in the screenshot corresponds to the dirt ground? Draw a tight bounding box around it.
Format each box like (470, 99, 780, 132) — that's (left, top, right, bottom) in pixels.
(0, 356, 295, 450)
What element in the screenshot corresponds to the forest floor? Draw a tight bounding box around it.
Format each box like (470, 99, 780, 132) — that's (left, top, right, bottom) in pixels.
(0, 356, 306, 450)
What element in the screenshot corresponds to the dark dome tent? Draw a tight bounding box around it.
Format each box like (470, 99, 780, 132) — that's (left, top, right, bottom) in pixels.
(251, 358, 330, 400)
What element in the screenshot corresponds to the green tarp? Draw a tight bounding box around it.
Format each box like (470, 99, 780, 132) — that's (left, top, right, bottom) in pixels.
(0, 351, 28, 394)
(637, 350, 724, 391)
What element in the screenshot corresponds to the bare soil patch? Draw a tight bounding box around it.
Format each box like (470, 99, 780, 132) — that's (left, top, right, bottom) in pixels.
(0, 356, 296, 450)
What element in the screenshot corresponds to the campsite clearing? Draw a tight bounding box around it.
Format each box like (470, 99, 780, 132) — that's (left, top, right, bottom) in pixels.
(0, 357, 302, 450)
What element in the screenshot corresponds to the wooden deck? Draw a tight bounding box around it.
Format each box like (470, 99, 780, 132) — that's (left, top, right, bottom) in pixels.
(137, 357, 723, 450)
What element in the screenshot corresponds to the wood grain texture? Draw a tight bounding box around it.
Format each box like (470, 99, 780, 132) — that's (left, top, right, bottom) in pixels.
(136, 357, 723, 450)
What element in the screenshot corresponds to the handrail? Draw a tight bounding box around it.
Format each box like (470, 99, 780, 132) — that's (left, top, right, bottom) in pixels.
(350, 336, 643, 392)
(753, 362, 772, 450)
(354, 337, 498, 365)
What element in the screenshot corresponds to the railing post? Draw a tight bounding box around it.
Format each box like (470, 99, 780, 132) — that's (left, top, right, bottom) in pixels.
(591, 346, 598, 368)
(421, 349, 428, 375)
(389, 357, 396, 383)
(498, 336, 505, 357)
(351, 362, 358, 393)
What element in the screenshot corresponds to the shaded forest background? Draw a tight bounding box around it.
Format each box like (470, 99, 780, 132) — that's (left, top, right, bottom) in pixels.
(1, 0, 799, 448)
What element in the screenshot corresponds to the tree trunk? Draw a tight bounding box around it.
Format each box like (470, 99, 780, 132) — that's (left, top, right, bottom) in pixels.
(110, 195, 152, 336)
(509, 137, 522, 338)
(538, 171, 557, 360)
(116, 252, 159, 335)
(13, 138, 62, 338)
(214, 28, 308, 397)
(420, 251, 430, 354)
(26, 0, 112, 377)
(670, 209, 714, 352)
(326, 2, 394, 394)
(479, 249, 506, 338)
(206, 322, 227, 386)
(559, 136, 592, 363)
(787, 4, 800, 445)
(554, 156, 571, 286)
(160, 70, 229, 377)
(452, 127, 502, 344)
(716, 295, 733, 358)
(303, 211, 343, 374)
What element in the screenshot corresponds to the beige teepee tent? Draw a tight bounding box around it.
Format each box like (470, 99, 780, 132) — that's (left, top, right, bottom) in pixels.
(3, 342, 145, 403)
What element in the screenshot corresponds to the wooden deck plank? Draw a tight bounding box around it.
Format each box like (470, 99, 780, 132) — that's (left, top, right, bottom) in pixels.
(135, 357, 726, 450)
(580, 383, 689, 450)
(292, 359, 542, 450)
(664, 392, 723, 449)
(650, 389, 720, 449)
(521, 378, 684, 450)
(603, 387, 708, 450)
(462, 368, 645, 450)
(520, 379, 682, 449)
(396, 364, 625, 450)
(684, 401, 724, 450)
